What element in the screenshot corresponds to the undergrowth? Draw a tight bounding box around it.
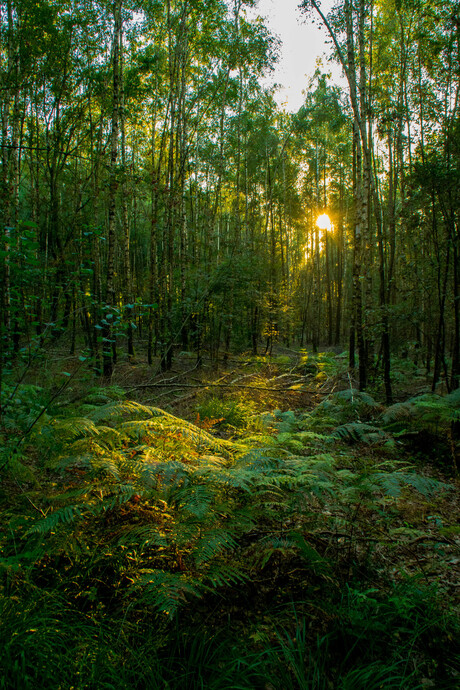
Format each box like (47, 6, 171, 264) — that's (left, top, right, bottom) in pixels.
(1, 355, 459, 689)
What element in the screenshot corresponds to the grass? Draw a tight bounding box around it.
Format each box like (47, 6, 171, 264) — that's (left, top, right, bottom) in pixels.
(2, 579, 457, 689)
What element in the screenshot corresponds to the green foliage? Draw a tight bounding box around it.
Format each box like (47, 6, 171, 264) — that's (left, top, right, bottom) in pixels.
(298, 351, 347, 381)
(82, 385, 127, 406)
(273, 408, 299, 433)
(381, 393, 457, 432)
(1, 384, 459, 689)
(374, 471, 452, 498)
(196, 396, 258, 430)
(263, 621, 423, 689)
(0, 591, 264, 689)
(332, 422, 390, 444)
(302, 389, 381, 431)
(0, 383, 48, 431)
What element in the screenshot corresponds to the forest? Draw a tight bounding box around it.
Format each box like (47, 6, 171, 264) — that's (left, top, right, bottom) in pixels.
(1, 0, 459, 687)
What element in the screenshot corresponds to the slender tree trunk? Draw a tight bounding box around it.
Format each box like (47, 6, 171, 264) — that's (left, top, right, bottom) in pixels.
(119, 23, 134, 359)
(103, 0, 122, 377)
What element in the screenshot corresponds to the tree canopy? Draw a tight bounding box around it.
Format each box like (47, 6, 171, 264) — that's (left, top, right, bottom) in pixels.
(1, 0, 459, 397)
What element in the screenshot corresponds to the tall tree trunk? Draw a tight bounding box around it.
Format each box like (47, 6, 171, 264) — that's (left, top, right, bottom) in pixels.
(103, 0, 122, 377)
(119, 22, 134, 359)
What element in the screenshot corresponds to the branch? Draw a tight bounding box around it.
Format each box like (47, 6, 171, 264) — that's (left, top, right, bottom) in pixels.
(126, 381, 306, 393)
(301, 0, 350, 83)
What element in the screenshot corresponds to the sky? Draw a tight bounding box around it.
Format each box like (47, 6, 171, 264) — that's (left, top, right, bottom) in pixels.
(250, 0, 343, 112)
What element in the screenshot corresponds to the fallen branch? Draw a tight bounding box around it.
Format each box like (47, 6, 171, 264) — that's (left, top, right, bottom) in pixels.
(127, 381, 307, 393)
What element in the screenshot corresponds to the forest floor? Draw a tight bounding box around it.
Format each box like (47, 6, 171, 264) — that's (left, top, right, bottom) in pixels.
(0, 346, 459, 689)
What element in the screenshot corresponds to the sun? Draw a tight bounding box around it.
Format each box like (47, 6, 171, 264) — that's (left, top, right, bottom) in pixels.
(316, 213, 332, 231)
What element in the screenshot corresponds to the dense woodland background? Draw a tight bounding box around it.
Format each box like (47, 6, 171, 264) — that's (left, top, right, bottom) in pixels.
(1, 2, 460, 689)
(1, 0, 459, 396)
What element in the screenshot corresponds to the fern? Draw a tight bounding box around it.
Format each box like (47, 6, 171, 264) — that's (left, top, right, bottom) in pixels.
(374, 472, 452, 498)
(82, 385, 126, 405)
(164, 424, 233, 455)
(25, 483, 140, 537)
(273, 409, 298, 433)
(381, 393, 457, 434)
(446, 388, 460, 408)
(89, 453, 124, 479)
(380, 401, 416, 426)
(87, 400, 162, 424)
(16, 387, 457, 632)
(203, 562, 248, 588)
(334, 389, 379, 406)
(50, 416, 102, 440)
(289, 532, 331, 575)
(132, 570, 203, 615)
(27, 504, 85, 536)
(332, 423, 388, 444)
(173, 484, 215, 519)
(306, 389, 380, 429)
(120, 418, 234, 456)
(193, 529, 239, 565)
(256, 535, 298, 568)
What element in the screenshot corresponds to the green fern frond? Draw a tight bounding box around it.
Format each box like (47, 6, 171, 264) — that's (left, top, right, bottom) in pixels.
(83, 385, 126, 405)
(237, 448, 283, 468)
(282, 454, 337, 498)
(50, 417, 101, 440)
(285, 453, 336, 473)
(307, 390, 380, 428)
(120, 418, 234, 456)
(235, 433, 277, 448)
(132, 569, 203, 615)
(332, 423, 388, 444)
(273, 409, 298, 433)
(332, 389, 379, 407)
(407, 393, 442, 405)
(211, 467, 259, 492)
(6, 455, 38, 484)
(166, 425, 234, 455)
(380, 401, 415, 427)
(141, 461, 193, 492)
(98, 484, 138, 511)
(374, 472, 452, 498)
(89, 453, 123, 479)
(26, 504, 85, 536)
(193, 529, 238, 565)
(256, 535, 297, 568)
(203, 562, 248, 588)
(289, 532, 331, 574)
(173, 485, 215, 519)
(382, 394, 457, 431)
(93, 425, 125, 444)
(28, 483, 138, 533)
(413, 400, 456, 426)
(88, 400, 161, 424)
(196, 454, 228, 467)
(446, 388, 460, 408)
